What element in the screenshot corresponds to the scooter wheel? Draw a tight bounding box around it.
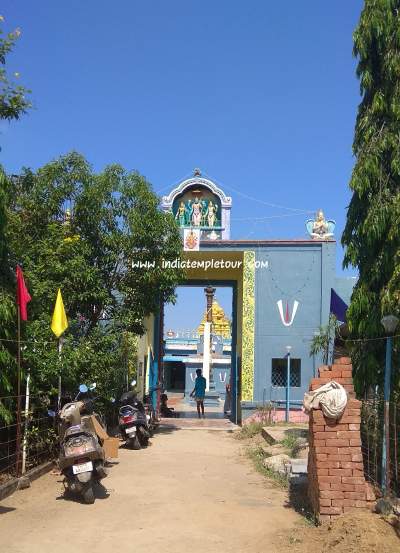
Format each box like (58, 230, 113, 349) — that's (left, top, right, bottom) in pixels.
(128, 436, 141, 450)
(82, 484, 95, 504)
(139, 435, 149, 447)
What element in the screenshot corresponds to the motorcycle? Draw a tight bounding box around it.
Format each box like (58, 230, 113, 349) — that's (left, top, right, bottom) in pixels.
(58, 384, 108, 504)
(118, 380, 151, 449)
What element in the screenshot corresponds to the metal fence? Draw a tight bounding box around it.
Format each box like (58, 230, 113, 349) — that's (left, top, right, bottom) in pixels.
(360, 393, 400, 497)
(0, 393, 58, 484)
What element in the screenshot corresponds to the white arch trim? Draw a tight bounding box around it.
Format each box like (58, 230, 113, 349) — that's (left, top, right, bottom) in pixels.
(161, 177, 232, 209)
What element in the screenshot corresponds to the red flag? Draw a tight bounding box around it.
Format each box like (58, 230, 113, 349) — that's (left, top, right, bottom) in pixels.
(16, 265, 31, 321)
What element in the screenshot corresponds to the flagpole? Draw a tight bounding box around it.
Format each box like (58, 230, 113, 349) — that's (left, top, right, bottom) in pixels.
(51, 288, 68, 410)
(57, 337, 63, 412)
(21, 368, 31, 474)
(15, 265, 31, 477)
(15, 306, 22, 477)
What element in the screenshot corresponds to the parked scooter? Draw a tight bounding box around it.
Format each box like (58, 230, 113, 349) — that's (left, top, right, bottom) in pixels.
(58, 384, 108, 504)
(118, 380, 151, 449)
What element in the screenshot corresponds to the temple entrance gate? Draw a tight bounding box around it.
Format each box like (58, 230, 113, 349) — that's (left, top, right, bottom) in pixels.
(162, 280, 238, 423)
(136, 246, 257, 425)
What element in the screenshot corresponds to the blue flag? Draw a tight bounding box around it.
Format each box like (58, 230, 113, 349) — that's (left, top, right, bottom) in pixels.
(330, 289, 348, 322)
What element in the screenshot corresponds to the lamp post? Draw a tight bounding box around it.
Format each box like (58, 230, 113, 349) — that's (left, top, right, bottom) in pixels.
(285, 346, 292, 423)
(380, 314, 399, 495)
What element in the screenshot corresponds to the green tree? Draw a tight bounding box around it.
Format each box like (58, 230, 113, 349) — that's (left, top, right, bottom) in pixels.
(0, 17, 31, 121)
(4, 152, 183, 402)
(0, 167, 17, 420)
(0, 14, 31, 418)
(0, 169, 10, 281)
(342, 0, 400, 393)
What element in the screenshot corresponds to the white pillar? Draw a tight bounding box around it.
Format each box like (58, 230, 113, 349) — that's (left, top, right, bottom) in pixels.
(203, 322, 211, 392)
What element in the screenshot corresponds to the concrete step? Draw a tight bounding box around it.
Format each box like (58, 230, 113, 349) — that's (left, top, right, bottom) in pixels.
(189, 398, 221, 407)
(187, 391, 221, 407)
(261, 425, 308, 444)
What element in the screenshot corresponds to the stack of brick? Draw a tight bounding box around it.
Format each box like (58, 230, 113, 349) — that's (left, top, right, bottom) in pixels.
(307, 357, 375, 522)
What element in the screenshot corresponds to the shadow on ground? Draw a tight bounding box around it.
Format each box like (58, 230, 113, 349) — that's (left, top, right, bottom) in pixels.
(285, 475, 315, 522)
(0, 505, 16, 515)
(56, 481, 110, 504)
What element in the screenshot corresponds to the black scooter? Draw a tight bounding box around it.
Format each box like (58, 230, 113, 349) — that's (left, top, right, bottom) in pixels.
(118, 381, 150, 449)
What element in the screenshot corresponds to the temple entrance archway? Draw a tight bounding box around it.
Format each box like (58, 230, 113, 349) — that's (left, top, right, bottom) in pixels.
(137, 247, 257, 426)
(162, 281, 238, 422)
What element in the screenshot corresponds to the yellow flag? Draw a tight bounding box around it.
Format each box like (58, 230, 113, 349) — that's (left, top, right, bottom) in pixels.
(51, 289, 68, 338)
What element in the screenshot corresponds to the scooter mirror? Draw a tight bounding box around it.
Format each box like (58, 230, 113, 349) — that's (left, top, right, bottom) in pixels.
(47, 409, 56, 418)
(79, 384, 88, 393)
(131, 379, 137, 387)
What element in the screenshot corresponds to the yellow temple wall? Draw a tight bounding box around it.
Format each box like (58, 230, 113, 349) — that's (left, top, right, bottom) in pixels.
(136, 314, 155, 397)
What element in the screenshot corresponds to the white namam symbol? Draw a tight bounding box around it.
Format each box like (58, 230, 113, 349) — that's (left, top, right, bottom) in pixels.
(277, 300, 300, 327)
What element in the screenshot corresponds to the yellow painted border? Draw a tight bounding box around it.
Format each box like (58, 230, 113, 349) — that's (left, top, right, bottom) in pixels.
(242, 251, 255, 401)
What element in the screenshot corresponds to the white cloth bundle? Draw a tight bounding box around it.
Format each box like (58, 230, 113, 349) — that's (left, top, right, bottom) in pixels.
(303, 381, 348, 420)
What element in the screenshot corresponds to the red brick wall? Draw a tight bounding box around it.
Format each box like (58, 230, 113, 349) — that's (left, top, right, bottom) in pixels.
(307, 357, 375, 523)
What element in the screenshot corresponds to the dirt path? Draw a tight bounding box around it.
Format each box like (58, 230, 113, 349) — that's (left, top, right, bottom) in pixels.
(0, 428, 300, 553)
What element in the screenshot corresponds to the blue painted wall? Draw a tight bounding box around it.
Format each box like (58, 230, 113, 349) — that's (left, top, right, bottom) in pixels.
(200, 240, 353, 409)
(159, 241, 354, 414)
(252, 241, 350, 406)
(184, 364, 230, 398)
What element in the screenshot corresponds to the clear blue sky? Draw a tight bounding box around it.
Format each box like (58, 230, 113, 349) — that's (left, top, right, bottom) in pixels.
(1, 1, 364, 329)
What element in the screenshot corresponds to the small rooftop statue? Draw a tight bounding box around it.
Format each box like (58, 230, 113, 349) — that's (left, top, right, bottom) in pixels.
(306, 209, 335, 240)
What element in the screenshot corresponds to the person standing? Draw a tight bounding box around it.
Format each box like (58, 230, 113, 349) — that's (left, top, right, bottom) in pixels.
(190, 368, 207, 418)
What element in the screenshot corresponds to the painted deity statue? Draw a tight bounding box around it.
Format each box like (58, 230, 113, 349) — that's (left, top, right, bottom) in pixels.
(306, 209, 335, 239)
(312, 209, 329, 236)
(185, 200, 192, 225)
(174, 195, 219, 228)
(201, 199, 208, 226)
(206, 200, 218, 227)
(175, 201, 186, 226)
(190, 197, 203, 226)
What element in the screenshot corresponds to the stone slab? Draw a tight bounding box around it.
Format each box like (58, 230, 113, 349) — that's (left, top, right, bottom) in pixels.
(289, 458, 308, 474)
(263, 453, 291, 473)
(261, 425, 308, 444)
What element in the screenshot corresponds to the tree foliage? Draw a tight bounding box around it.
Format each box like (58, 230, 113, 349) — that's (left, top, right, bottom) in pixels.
(0, 17, 31, 121)
(1, 152, 183, 415)
(309, 314, 340, 365)
(0, 169, 11, 283)
(342, 0, 400, 393)
(0, 14, 31, 416)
